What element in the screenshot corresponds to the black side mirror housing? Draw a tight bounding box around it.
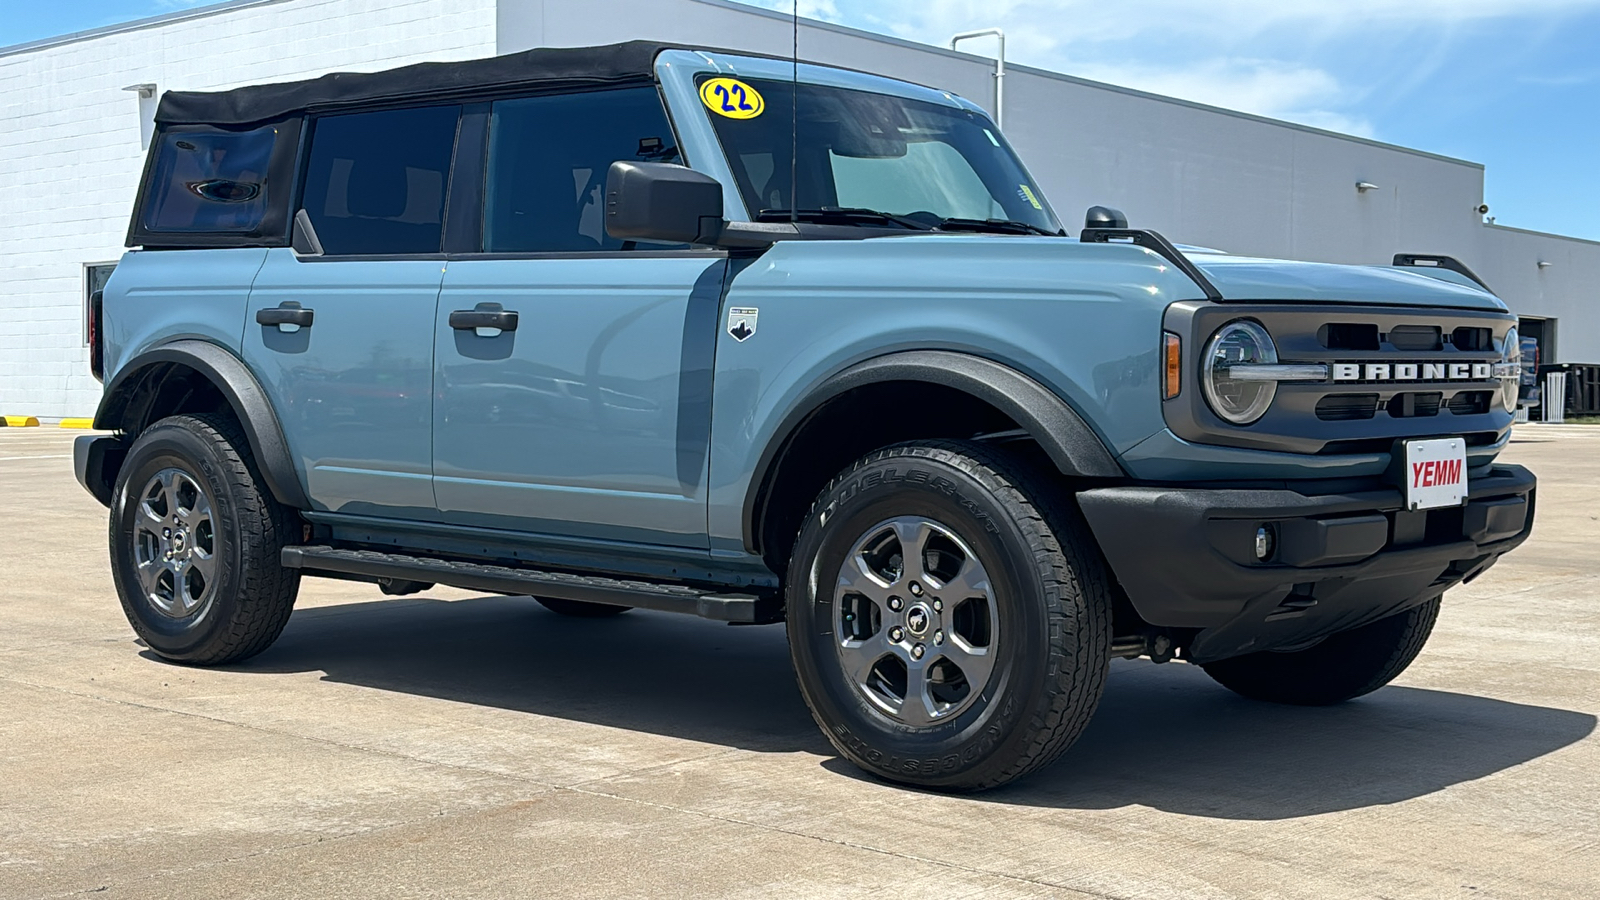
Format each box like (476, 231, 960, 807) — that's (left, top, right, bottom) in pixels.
(1085, 205, 1128, 230)
(605, 161, 727, 245)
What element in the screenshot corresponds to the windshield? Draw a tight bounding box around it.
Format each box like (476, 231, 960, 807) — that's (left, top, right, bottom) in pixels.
(700, 76, 1061, 234)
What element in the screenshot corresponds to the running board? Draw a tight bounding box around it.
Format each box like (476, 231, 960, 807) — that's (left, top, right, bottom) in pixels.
(281, 545, 770, 623)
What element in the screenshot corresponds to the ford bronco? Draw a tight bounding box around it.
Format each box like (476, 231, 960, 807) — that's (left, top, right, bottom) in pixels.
(76, 42, 1535, 790)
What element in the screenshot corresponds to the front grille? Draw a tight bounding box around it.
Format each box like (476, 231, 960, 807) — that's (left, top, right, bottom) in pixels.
(1165, 302, 1515, 455)
(1388, 325, 1442, 351)
(1452, 327, 1493, 351)
(1320, 323, 1379, 351)
(1386, 392, 1443, 418)
(1316, 393, 1377, 420)
(1448, 391, 1492, 416)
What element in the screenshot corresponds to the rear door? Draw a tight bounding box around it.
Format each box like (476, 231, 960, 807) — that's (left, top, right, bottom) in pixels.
(242, 105, 460, 517)
(432, 87, 726, 547)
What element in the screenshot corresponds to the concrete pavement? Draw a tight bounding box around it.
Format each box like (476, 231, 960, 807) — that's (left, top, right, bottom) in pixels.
(1, 425, 1596, 899)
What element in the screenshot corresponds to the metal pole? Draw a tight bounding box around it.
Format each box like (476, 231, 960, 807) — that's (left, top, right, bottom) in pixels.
(949, 29, 1005, 128)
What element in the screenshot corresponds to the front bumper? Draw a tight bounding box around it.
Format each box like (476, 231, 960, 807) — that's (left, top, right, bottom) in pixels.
(1077, 464, 1535, 663)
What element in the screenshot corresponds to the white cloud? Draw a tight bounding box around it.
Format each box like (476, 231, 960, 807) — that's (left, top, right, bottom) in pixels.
(1067, 58, 1376, 137)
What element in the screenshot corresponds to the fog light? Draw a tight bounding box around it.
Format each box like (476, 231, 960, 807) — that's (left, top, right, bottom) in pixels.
(1255, 525, 1275, 561)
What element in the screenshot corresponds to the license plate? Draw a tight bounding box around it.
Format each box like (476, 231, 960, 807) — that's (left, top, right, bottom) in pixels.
(1404, 438, 1468, 510)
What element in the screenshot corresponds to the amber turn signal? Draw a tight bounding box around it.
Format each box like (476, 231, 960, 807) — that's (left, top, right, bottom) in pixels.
(1163, 332, 1182, 399)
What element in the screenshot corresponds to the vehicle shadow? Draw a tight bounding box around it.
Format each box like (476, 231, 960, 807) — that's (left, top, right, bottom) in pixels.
(220, 593, 1594, 820)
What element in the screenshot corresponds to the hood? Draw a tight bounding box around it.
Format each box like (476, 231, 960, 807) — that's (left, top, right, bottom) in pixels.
(1188, 253, 1508, 312)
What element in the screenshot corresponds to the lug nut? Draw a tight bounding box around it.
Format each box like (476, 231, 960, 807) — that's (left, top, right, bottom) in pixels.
(934, 630, 945, 645)
(911, 643, 925, 660)
(932, 598, 942, 612)
(888, 596, 903, 612)
(909, 582, 923, 597)
(889, 626, 904, 642)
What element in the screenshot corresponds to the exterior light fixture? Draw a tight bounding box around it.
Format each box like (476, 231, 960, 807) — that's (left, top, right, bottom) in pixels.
(1355, 181, 1380, 193)
(122, 83, 157, 99)
(1537, 260, 1553, 269)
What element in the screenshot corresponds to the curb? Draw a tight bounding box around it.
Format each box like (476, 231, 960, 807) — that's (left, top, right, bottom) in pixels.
(59, 418, 95, 429)
(2, 416, 41, 427)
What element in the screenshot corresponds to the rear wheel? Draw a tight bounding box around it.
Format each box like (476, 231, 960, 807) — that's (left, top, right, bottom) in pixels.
(109, 413, 301, 665)
(535, 597, 631, 618)
(786, 441, 1112, 791)
(1201, 597, 1441, 705)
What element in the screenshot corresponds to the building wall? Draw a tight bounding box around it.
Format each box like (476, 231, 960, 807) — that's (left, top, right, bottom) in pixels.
(0, 0, 496, 418)
(1479, 225, 1600, 362)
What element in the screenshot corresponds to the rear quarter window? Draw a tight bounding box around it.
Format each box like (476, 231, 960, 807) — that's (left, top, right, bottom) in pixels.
(141, 126, 279, 233)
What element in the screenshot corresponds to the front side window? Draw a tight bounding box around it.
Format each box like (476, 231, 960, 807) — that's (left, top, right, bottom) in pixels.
(703, 78, 1061, 234)
(300, 105, 461, 255)
(141, 126, 278, 233)
(483, 87, 681, 253)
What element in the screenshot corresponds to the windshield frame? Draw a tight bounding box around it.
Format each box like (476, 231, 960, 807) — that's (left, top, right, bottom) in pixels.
(654, 50, 1063, 235)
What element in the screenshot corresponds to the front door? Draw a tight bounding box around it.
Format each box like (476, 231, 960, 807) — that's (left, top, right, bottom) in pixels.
(242, 104, 461, 517)
(431, 87, 724, 547)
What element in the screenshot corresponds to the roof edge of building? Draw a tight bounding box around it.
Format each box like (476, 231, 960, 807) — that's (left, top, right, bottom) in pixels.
(0, 0, 290, 59)
(1484, 222, 1600, 248)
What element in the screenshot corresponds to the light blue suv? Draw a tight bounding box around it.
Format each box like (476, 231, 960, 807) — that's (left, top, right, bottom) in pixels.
(77, 41, 1536, 790)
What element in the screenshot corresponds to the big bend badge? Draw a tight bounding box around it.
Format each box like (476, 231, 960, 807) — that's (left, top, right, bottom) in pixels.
(727, 307, 759, 342)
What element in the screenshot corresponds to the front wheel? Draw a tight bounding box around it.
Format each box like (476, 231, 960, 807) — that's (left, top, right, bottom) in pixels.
(786, 441, 1112, 791)
(1201, 597, 1441, 705)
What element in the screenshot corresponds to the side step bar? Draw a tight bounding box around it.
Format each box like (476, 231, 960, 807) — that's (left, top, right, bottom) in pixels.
(281, 545, 772, 623)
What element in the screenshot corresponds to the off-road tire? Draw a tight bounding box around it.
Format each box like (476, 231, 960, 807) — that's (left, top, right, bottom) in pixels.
(786, 440, 1113, 791)
(536, 597, 631, 618)
(109, 413, 301, 665)
(1201, 597, 1441, 705)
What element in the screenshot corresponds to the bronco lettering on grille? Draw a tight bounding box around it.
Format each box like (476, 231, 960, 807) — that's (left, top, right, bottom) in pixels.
(1333, 362, 1493, 382)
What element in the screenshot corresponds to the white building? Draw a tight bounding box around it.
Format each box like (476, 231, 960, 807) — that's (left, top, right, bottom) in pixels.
(3, 0, 1594, 420)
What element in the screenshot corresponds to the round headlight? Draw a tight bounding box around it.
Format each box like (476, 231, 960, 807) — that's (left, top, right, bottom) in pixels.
(1500, 325, 1520, 413)
(1202, 320, 1279, 425)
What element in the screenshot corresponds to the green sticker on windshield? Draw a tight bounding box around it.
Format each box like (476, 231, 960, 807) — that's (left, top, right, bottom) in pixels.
(1018, 184, 1043, 210)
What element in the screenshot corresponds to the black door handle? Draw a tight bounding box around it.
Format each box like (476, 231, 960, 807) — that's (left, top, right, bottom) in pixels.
(256, 305, 314, 328)
(449, 309, 519, 332)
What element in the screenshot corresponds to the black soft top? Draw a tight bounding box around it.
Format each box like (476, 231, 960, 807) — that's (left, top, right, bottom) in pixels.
(156, 41, 690, 126)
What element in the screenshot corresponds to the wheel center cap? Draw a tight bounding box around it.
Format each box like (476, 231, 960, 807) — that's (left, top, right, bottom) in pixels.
(906, 604, 931, 637)
(171, 531, 187, 553)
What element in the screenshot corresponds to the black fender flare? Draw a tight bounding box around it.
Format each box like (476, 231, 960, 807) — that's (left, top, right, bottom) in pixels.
(743, 350, 1124, 553)
(93, 340, 311, 510)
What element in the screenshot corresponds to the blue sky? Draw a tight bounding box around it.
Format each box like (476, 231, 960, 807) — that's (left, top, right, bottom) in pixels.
(7, 0, 1599, 240)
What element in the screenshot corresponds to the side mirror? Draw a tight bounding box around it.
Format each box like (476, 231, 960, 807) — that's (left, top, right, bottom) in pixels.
(1084, 205, 1128, 230)
(605, 161, 726, 245)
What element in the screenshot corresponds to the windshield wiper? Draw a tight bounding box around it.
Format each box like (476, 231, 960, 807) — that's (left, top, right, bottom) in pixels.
(935, 217, 1063, 237)
(756, 207, 937, 231)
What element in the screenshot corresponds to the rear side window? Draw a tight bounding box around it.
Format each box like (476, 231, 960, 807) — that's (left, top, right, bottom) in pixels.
(141, 126, 277, 233)
(483, 87, 680, 252)
(300, 105, 461, 255)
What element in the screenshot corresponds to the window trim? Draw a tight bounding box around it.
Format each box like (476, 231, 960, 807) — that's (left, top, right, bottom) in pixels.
(126, 118, 303, 250)
(471, 83, 691, 256)
(294, 103, 465, 258)
(280, 81, 699, 260)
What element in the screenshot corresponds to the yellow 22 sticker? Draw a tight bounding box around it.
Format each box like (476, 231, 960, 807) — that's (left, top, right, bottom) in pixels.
(700, 77, 764, 119)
